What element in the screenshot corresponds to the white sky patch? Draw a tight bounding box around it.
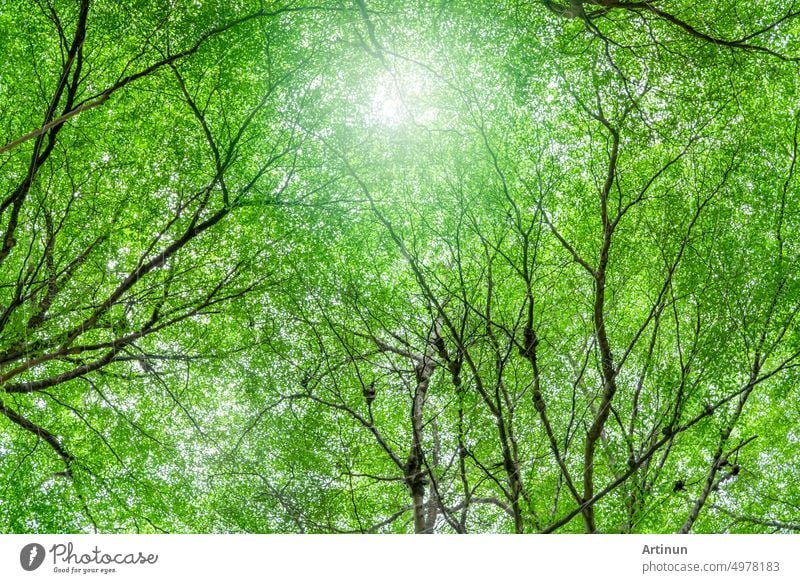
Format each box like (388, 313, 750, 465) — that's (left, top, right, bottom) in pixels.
(371, 73, 407, 127)
(376, 92, 404, 126)
(369, 70, 437, 128)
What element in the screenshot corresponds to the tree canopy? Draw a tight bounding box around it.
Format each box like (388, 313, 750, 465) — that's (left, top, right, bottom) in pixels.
(1, 0, 800, 534)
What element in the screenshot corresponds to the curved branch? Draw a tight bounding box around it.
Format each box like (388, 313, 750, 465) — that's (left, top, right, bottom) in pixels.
(0, 398, 74, 470)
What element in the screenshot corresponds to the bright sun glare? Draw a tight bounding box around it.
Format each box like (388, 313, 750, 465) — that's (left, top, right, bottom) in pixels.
(370, 70, 434, 128)
(375, 92, 404, 126)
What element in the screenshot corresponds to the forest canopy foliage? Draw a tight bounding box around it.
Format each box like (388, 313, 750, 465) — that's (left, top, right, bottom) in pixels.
(1, 0, 800, 534)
